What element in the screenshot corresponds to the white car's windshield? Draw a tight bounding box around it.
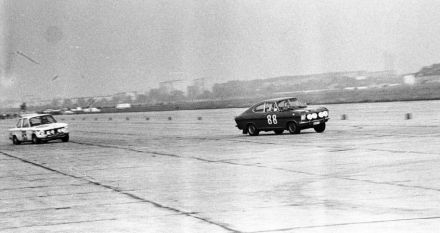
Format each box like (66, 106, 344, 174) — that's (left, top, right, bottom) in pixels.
(30, 115, 57, 126)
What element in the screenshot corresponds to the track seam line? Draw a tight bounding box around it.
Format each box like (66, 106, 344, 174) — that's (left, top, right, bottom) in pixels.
(0, 151, 241, 233)
(0, 218, 118, 230)
(69, 141, 440, 193)
(0, 201, 145, 215)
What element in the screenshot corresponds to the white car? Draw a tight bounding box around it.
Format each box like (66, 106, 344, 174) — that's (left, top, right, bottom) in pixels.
(9, 114, 69, 144)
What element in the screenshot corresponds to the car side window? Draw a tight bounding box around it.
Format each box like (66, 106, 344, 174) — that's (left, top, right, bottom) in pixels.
(253, 103, 265, 113)
(265, 102, 277, 112)
(22, 119, 30, 128)
(277, 100, 288, 110)
(16, 119, 22, 128)
(30, 117, 41, 126)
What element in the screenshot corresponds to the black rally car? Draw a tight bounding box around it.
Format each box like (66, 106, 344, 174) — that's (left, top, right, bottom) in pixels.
(234, 97, 329, 136)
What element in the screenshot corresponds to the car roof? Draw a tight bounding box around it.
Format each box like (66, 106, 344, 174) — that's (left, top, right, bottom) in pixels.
(19, 113, 51, 119)
(250, 97, 298, 108)
(253, 97, 297, 105)
(264, 97, 297, 102)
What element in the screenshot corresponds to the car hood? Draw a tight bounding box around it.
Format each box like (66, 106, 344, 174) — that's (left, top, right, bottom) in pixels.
(32, 123, 68, 130)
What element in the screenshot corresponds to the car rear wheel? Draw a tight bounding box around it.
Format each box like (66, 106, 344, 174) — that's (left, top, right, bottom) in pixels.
(12, 136, 21, 145)
(287, 122, 300, 134)
(314, 122, 326, 133)
(247, 124, 259, 136)
(61, 134, 69, 142)
(274, 129, 284, 135)
(32, 135, 41, 144)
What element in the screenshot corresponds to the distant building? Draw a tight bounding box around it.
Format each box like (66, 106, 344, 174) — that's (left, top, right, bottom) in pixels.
(116, 103, 131, 109)
(403, 74, 416, 85)
(187, 78, 207, 98)
(159, 80, 182, 95)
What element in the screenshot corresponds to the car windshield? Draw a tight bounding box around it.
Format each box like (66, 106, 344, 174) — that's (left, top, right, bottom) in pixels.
(30, 115, 57, 126)
(277, 98, 307, 110)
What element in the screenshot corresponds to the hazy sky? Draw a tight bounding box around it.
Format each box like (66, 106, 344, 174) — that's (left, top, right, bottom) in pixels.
(1, 0, 440, 100)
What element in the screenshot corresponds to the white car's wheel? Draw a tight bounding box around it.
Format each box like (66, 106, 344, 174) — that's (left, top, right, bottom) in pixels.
(12, 136, 21, 145)
(32, 135, 41, 144)
(61, 134, 69, 142)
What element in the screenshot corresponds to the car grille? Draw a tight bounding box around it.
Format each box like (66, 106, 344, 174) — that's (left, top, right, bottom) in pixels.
(45, 128, 61, 135)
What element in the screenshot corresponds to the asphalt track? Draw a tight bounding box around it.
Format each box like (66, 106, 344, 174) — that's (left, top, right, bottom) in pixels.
(1, 100, 440, 232)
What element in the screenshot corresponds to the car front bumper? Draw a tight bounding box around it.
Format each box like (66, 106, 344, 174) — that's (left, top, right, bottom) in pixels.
(37, 132, 68, 141)
(299, 118, 329, 127)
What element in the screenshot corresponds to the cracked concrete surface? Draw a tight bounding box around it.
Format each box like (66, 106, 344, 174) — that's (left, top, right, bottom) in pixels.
(1, 101, 440, 232)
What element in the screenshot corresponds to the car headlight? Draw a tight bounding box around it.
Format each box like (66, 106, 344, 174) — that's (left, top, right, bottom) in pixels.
(318, 112, 324, 118)
(311, 113, 318, 119)
(301, 114, 306, 121)
(306, 114, 312, 120)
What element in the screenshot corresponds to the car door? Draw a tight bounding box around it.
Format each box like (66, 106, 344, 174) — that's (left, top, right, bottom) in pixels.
(263, 101, 280, 129)
(274, 100, 291, 128)
(21, 118, 31, 142)
(13, 119, 23, 140)
(251, 103, 267, 129)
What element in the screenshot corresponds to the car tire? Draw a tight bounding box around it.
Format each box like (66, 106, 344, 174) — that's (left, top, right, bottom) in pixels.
(247, 124, 259, 136)
(61, 134, 69, 142)
(32, 134, 41, 144)
(314, 122, 326, 133)
(287, 122, 300, 134)
(12, 136, 21, 145)
(274, 129, 284, 135)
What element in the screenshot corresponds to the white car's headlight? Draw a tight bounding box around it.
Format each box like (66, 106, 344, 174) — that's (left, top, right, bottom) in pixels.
(306, 114, 312, 120)
(311, 113, 318, 119)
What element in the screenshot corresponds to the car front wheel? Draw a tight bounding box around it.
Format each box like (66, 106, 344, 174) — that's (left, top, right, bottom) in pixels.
(61, 134, 69, 142)
(314, 122, 326, 133)
(12, 136, 21, 145)
(247, 124, 259, 136)
(287, 122, 300, 134)
(32, 135, 41, 144)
